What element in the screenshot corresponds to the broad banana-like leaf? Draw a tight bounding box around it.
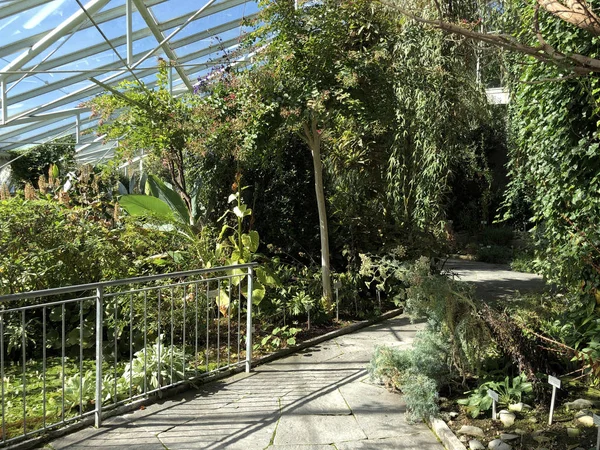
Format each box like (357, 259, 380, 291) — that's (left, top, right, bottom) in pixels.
(252, 281, 266, 306)
(242, 230, 259, 253)
(119, 195, 174, 222)
(256, 266, 279, 287)
(227, 265, 246, 287)
(146, 174, 191, 225)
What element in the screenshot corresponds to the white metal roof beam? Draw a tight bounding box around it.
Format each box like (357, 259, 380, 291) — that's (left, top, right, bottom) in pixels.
(0, 122, 79, 152)
(0, 0, 51, 20)
(132, 0, 193, 92)
(0, 0, 250, 60)
(31, 14, 250, 76)
(1, 32, 245, 136)
(0, 108, 91, 127)
(4, 20, 252, 109)
(0, 0, 167, 59)
(0, 113, 95, 145)
(0, 0, 111, 82)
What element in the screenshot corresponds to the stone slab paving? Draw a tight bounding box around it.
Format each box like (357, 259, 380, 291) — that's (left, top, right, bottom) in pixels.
(443, 258, 547, 302)
(45, 316, 443, 450)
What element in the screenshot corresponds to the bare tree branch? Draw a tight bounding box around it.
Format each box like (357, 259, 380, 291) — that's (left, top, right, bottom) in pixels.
(378, 0, 600, 75)
(538, 0, 600, 35)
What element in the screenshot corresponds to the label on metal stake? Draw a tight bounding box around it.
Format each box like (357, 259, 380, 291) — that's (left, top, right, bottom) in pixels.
(487, 389, 499, 402)
(548, 375, 561, 388)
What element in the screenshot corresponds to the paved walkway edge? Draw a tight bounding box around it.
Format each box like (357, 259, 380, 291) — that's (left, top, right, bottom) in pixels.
(10, 308, 404, 450)
(429, 417, 467, 450)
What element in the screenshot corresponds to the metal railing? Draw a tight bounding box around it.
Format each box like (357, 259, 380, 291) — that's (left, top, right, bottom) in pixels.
(0, 263, 255, 447)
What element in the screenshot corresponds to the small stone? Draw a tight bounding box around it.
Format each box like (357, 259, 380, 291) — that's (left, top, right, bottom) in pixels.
(565, 398, 594, 410)
(449, 411, 459, 419)
(500, 433, 519, 441)
(469, 439, 485, 450)
(459, 435, 469, 443)
(488, 439, 512, 450)
(528, 416, 538, 423)
(513, 428, 526, 435)
(567, 427, 580, 438)
(575, 412, 594, 427)
(508, 402, 531, 412)
(458, 425, 485, 438)
(499, 410, 516, 427)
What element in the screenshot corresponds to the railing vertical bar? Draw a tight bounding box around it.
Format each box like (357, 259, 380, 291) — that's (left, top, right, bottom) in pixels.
(143, 290, 147, 395)
(79, 301, 84, 415)
(157, 289, 162, 389)
(95, 287, 104, 428)
(61, 303, 65, 424)
(42, 307, 46, 430)
(194, 282, 198, 379)
(114, 295, 118, 403)
(170, 287, 174, 385)
(182, 284, 187, 378)
(237, 284, 241, 364)
(129, 292, 133, 400)
(205, 283, 209, 374)
(216, 279, 221, 369)
(246, 267, 253, 373)
(227, 278, 231, 367)
(22, 309, 27, 435)
(1, 313, 5, 443)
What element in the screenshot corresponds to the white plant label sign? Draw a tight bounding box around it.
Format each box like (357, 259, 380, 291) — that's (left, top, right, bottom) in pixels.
(488, 389, 499, 420)
(548, 375, 561, 388)
(548, 375, 561, 425)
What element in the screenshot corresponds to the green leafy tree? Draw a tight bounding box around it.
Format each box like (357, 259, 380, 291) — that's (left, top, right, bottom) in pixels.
(87, 61, 200, 217)
(233, 0, 404, 307)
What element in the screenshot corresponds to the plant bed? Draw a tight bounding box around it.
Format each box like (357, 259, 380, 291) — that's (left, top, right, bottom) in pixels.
(440, 387, 600, 450)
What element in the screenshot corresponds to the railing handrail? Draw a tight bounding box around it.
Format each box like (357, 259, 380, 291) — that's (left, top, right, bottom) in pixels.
(0, 262, 258, 303)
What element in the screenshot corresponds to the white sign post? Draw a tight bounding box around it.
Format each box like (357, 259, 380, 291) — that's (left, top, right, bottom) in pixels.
(334, 280, 342, 322)
(548, 375, 561, 425)
(488, 389, 499, 420)
(593, 414, 600, 450)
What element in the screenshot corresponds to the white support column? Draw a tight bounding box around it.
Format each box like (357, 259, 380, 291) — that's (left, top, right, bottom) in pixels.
(75, 114, 81, 144)
(1, 81, 6, 125)
(126, 0, 134, 65)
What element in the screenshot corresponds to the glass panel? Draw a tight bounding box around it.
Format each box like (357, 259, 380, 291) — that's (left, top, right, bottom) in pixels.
(0, 1, 80, 46)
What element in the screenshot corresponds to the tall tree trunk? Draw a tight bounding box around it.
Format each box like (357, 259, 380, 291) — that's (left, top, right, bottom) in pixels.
(302, 117, 333, 309)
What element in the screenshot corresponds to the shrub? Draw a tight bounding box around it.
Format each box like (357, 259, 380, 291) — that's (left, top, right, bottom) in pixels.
(405, 257, 491, 377)
(367, 328, 449, 421)
(477, 244, 512, 264)
(480, 226, 514, 247)
(0, 198, 127, 295)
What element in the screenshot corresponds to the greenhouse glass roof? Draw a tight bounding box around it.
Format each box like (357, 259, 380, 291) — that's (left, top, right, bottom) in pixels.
(0, 0, 258, 165)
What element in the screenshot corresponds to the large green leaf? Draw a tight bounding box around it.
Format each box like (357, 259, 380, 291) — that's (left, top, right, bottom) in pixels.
(242, 230, 260, 253)
(146, 174, 190, 225)
(119, 195, 174, 222)
(252, 281, 266, 306)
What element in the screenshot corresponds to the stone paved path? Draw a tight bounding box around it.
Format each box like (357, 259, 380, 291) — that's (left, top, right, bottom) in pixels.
(46, 316, 444, 450)
(443, 258, 547, 303)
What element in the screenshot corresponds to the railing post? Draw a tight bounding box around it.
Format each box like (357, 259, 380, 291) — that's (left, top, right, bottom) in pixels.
(245, 266, 253, 373)
(95, 286, 104, 428)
